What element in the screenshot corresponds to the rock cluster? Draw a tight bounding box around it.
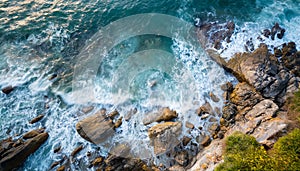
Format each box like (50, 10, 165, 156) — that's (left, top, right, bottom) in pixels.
(0, 129, 49, 171)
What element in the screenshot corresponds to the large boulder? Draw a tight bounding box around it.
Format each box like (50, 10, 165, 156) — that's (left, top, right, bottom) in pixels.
(76, 110, 115, 144)
(226, 44, 290, 100)
(0, 131, 49, 171)
(148, 122, 182, 154)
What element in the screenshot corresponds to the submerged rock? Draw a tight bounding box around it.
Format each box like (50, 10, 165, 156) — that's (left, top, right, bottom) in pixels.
(1, 85, 14, 95)
(76, 110, 115, 144)
(29, 114, 45, 124)
(148, 122, 182, 154)
(0, 132, 49, 171)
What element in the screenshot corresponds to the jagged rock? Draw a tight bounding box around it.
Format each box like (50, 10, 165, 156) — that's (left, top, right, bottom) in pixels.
(103, 154, 150, 171)
(29, 114, 45, 124)
(221, 82, 233, 92)
(175, 151, 189, 166)
(245, 99, 278, 121)
(222, 103, 237, 121)
(1, 85, 14, 95)
(230, 82, 263, 112)
(281, 42, 300, 76)
(0, 132, 49, 171)
(196, 21, 235, 49)
(76, 110, 115, 144)
(143, 107, 178, 125)
(197, 102, 213, 116)
(252, 118, 288, 147)
(226, 45, 290, 100)
(148, 122, 182, 154)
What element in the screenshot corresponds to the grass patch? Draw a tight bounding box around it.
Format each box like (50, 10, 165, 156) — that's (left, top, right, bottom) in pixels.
(216, 129, 300, 171)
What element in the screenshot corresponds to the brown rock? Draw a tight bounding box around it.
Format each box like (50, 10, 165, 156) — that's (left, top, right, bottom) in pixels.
(175, 151, 189, 166)
(114, 117, 123, 128)
(182, 136, 191, 146)
(57, 165, 65, 171)
(23, 130, 40, 140)
(92, 157, 103, 166)
(201, 136, 211, 147)
(209, 92, 220, 102)
(50, 161, 60, 169)
(76, 110, 115, 144)
(108, 110, 119, 119)
(143, 107, 178, 125)
(71, 145, 83, 157)
(2, 85, 14, 95)
(230, 82, 262, 111)
(29, 114, 44, 124)
(185, 121, 194, 129)
(0, 132, 49, 171)
(81, 106, 94, 114)
(197, 102, 213, 116)
(148, 122, 182, 154)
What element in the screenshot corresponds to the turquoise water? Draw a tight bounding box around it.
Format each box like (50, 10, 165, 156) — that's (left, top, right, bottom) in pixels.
(0, 0, 300, 170)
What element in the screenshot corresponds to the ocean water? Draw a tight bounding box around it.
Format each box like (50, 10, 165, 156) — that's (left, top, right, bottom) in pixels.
(0, 0, 300, 170)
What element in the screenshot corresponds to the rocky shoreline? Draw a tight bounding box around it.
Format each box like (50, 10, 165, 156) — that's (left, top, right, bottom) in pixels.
(1, 22, 300, 171)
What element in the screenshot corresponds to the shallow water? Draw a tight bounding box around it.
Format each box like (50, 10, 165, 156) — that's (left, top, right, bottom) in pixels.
(0, 0, 300, 170)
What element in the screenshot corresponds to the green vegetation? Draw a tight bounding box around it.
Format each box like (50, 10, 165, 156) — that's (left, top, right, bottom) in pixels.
(289, 91, 300, 122)
(215, 129, 300, 171)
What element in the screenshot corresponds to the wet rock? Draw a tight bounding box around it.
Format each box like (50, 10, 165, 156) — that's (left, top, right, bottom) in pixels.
(81, 106, 94, 114)
(54, 146, 61, 153)
(102, 154, 151, 171)
(221, 82, 233, 92)
(92, 157, 103, 166)
(71, 145, 83, 157)
(201, 136, 211, 147)
(50, 161, 60, 169)
(114, 117, 123, 128)
(76, 110, 115, 144)
(108, 110, 119, 120)
(263, 29, 271, 38)
(209, 92, 220, 102)
(148, 122, 182, 154)
(29, 114, 45, 124)
(270, 23, 285, 40)
(23, 130, 40, 140)
(143, 107, 178, 125)
(182, 136, 192, 146)
(196, 21, 235, 49)
(175, 151, 189, 166)
(1, 85, 14, 95)
(48, 73, 58, 81)
(124, 108, 137, 121)
(57, 165, 65, 171)
(0, 132, 49, 171)
(185, 121, 194, 129)
(197, 102, 213, 116)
